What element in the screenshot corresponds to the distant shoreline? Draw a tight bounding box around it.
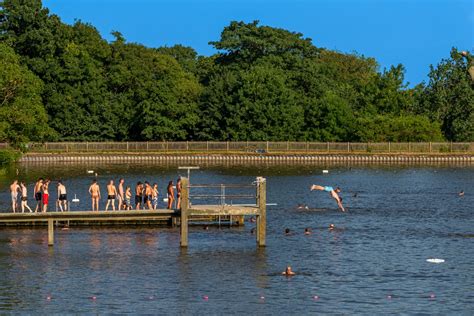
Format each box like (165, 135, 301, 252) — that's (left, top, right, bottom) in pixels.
(19, 153, 473, 164)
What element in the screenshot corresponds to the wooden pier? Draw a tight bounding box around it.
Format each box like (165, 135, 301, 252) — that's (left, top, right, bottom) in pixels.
(0, 177, 267, 248)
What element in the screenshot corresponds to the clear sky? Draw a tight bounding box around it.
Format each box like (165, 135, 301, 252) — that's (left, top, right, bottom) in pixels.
(43, 0, 473, 85)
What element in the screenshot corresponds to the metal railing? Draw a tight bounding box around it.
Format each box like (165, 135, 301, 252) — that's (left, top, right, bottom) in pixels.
(188, 184, 257, 206)
(2, 142, 473, 154)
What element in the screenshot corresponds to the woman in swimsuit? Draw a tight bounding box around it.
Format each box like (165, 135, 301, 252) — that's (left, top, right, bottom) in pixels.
(167, 181, 174, 209)
(125, 186, 132, 210)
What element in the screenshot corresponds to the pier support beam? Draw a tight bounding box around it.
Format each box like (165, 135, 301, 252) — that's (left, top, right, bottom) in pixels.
(48, 218, 54, 246)
(256, 177, 266, 247)
(180, 178, 189, 247)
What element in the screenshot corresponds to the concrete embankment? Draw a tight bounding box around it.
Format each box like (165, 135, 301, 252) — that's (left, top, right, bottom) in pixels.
(19, 153, 474, 164)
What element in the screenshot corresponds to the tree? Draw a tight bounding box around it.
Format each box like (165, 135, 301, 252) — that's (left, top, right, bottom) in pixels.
(0, 43, 54, 143)
(420, 48, 473, 141)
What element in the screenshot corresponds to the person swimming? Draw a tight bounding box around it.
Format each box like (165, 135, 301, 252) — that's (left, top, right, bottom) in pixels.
(282, 266, 296, 276)
(329, 223, 335, 231)
(310, 185, 345, 212)
(304, 228, 312, 235)
(459, 191, 465, 197)
(285, 228, 291, 235)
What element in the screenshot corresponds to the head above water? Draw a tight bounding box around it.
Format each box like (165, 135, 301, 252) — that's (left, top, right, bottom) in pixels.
(168, 181, 173, 186)
(109, 180, 114, 185)
(335, 187, 341, 193)
(285, 228, 290, 234)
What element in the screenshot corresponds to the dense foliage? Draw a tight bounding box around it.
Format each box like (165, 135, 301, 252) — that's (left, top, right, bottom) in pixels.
(0, 0, 472, 143)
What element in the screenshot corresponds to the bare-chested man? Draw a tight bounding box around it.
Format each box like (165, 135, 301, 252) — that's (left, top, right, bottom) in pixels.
(57, 180, 68, 212)
(310, 185, 345, 212)
(33, 178, 43, 213)
(118, 178, 125, 210)
(105, 180, 118, 211)
(10, 180, 20, 213)
(144, 181, 153, 210)
(20, 181, 33, 213)
(167, 181, 175, 210)
(89, 179, 101, 211)
(42, 179, 50, 213)
(135, 182, 144, 210)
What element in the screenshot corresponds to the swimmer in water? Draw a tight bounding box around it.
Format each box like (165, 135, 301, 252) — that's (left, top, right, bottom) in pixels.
(297, 204, 309, 210)
(285, 228, 291, 235)
(329, 223, 335, 231)
(459, 191, 464, 197)
(282, 266, 296, 276)
(304, 228, 312, 235)
(310, 185, 345, 212)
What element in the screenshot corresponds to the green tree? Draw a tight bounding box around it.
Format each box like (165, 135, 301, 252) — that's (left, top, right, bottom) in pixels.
(0, 43, 54, 143)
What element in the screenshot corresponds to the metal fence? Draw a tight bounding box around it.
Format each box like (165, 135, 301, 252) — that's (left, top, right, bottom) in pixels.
(2, 142, 473, 154)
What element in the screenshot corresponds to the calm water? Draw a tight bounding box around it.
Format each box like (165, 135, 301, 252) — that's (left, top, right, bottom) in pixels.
(0, 163, 473, 314)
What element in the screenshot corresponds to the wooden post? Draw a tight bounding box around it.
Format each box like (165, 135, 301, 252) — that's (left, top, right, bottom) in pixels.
(237, 215, 245, 226)
(429, 142, 432, 153)
(256, 177, 266, 247)
(180, 177, 189, 247)
(48, 218, 54, 246)
(266, 141, 269, 153)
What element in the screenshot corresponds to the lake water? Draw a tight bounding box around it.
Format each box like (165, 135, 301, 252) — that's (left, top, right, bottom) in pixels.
(0, 163, 473, 314)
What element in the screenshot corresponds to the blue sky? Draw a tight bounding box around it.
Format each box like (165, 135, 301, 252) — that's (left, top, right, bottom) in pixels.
(43, 0, 473, 85)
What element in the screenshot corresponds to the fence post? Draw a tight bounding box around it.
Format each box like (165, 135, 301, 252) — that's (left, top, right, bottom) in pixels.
(388, 142, 391, 153)
(266, 141, 269, 153)
(429, 142, 432, 153)
(287, 141, 289, 151)
(326, 142, 330, 153)
(126, 141, 129, 152)
(226, 141, 229, 152)
(186, 141, 189, 152)
(206, 141, 209, 152)
(450, 141, 453, 152)
(180, 177, 189, 247)
(347, 142, 350, 153)
(86, 142, 89, 152)
(146, 141, 149, 152)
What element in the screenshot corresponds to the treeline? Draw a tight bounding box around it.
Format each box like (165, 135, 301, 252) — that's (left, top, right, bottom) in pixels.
(0, 0, 473, 145)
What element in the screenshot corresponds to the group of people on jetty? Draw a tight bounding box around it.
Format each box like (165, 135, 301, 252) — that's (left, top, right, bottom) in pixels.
(9, 177, 182, 213)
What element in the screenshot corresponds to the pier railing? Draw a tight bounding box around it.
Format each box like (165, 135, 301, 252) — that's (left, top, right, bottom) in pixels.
(4, 141, 473, 154)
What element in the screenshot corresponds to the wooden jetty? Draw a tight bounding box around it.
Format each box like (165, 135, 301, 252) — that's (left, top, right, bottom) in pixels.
(0, 177, 267, 248)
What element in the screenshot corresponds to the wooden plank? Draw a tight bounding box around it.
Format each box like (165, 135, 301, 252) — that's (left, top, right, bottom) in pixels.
(257, 178, 266, 247)
(48, 219, 54, 246)
(180, 177, 189, 247)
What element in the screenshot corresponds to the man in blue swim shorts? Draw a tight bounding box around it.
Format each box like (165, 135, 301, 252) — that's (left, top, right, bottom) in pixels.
(310, 184, 345, 212)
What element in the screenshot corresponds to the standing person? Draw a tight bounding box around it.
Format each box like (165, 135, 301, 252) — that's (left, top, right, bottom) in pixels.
(105, 180, 118, 211)
(151, 183, 159, 210)
(19, 181, 33, 213)
(118, 178, 125, 210)
(144, 181, 153, 210)
(33, 178, 43, 213)
(42, 179, 50, 213)
(167, 181, 175, 209)
(135, 182, 144, 210)
(10, 180, 20, 213)
(310, 185, 345, 212)
(176, 177, 182, 209)
(89, 179, 101, 211)
(57, 180, 68, 212)
(125, 186, 132, 210)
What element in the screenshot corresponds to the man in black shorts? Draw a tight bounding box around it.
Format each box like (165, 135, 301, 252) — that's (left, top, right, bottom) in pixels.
(57, 180, 68, 212)
(135, 182, 144, 210)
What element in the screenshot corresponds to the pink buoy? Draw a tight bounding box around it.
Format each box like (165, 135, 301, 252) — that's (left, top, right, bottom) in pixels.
(149, 296, 154, 300)
(260, 296, 265, 300)
(46, 295, 52, 301)
(203, 295, 209, 301)
(387, 295, 392, 299)
(313, 295, 319, 300)
(91, 296, 97, 300)
(430, 294, 436, 299)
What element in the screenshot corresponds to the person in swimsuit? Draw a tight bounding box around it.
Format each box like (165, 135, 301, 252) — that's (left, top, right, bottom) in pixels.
(144, 181, 153, 210)
(125, 186, 132, 210)
(42, 179, 50, 213)
(135, 182, 143, 210)
(282, 266, 296, 276)
(151, 183, 159, 210)
(167, 181, 175, 209)
(19, 181, 33, 213)
(89, 179, 101, 211)
(118, 178, 125, 210)
(10, 180, 20, 213)
(105, 180, 118, 211)
(310, 185, 345, 212)
(33, 178, 43, 213)
(176, 177, 182, 209)
(57, 180, 68, 212)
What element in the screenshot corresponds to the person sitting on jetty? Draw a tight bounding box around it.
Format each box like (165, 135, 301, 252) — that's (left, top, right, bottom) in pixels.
(282, 266, 296, 276)
(310, 185, 345, 212)
(57, 180, 68, 212)
(105, 180, 118, 211)
(10, 180, 20, 213)
(20, 181, 33, 213)
(167, 181, 175, 209)
(34, 178, 43, 213)
(42, 179, 50, 213)
(135, 182, 144, 210)
(89, 179, 101, 211)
